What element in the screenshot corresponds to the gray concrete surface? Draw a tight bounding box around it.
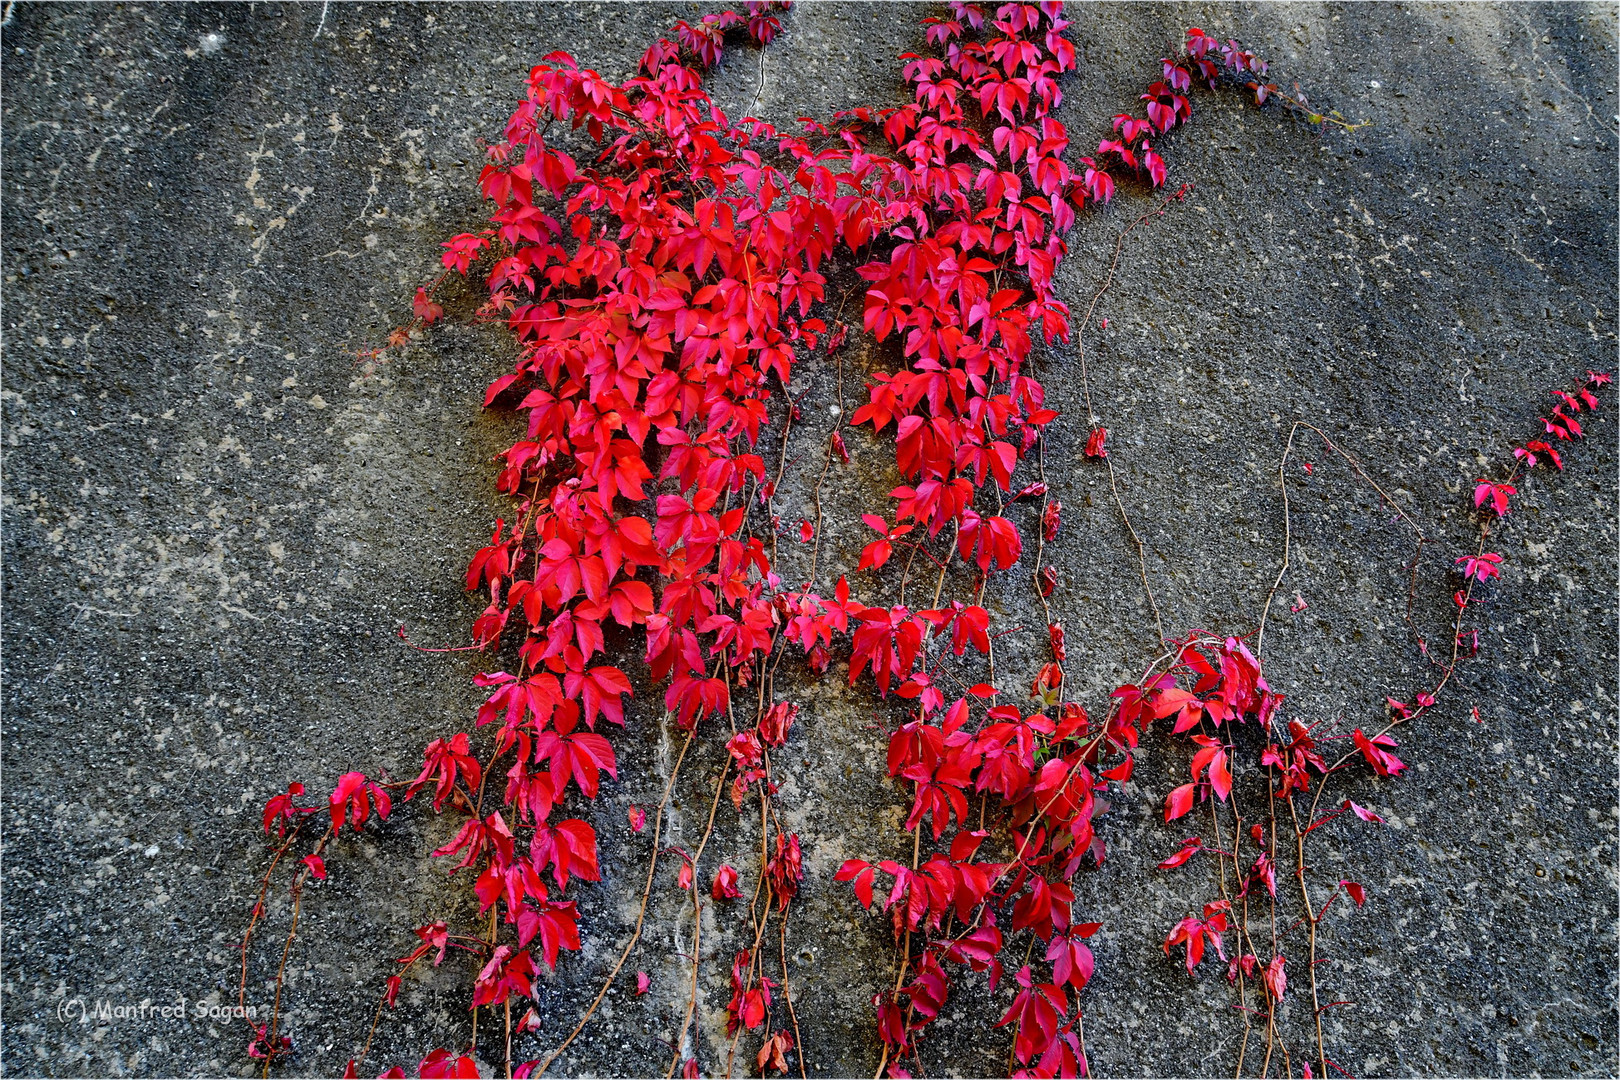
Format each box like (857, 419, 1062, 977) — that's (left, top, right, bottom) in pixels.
(2, 3, 1615, 1077)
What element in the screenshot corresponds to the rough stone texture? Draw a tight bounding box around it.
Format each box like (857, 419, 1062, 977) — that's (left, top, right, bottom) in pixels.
(2, 3, 1615, 1078)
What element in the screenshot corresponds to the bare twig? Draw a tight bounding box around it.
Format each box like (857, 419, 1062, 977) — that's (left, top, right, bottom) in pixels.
(670, 759, 732, 1074)
(1257, 421, 1429, 655)
(1073, 191, 1192, 647)
(780, 916, 808, 1080)
(533, 727, 695, 1077)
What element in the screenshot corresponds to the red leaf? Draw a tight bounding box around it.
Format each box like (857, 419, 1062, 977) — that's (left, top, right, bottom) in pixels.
(413, 286, 444, 325)
(1209, 749, 1233, 801)
(1456, 552, 1503, 582)
(1263, 954, 1287, 1001)
(1158, 837, 1203, 869)
(1045, 932, 1095, 989)
(421, 1050, 483, 1080)
(1042, 501, 1061, 541)
(484, 373, 522, 408)
(1164, 782, 1198, 821)
(328, 771, 374, 833)
(1352, 729, 1406, 777)
(712, 864, 742, 900)
(836, 859, 876, 909)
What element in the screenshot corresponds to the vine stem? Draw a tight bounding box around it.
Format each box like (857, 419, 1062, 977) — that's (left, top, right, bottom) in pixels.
(721, 770, 782, 1080)
(1257, 421, 1428, 655)
(471, 903, 499, 1051)
(896, 533, 920, 609)
(1031, 441, 1054, 622)
(238, 825, 305, 1025)
(779, 916, 808, 1080)
(1210, 793, 1255, 1079)
(892, 826, 922, 995)
(532, 726, 695, 1078)
(1296, 514, 1491, 842)
(872, 825, 922, 1080)
(262, 866, 307, 1078)
(670, 758, 732, 1075)
(253, 822, 332, 1075)
(358, 955, 422, 1070)
(767, 375, 796, 571)
(1073, 192, 1191, 648)
(1286, 794, 1328, 1079)
(805, 341, 847, 589)
(1101, 455, 1167, 646)
(1248, 417, 1454, 1078)
(723, 878, 778, 1079)
(747, 25, 768, 119)
(808, 436, 835, 588)
(1259, 780, 1282, 1079)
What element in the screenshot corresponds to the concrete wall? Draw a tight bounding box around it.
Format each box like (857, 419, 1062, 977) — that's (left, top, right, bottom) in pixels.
(3, 3, 1615, 1076)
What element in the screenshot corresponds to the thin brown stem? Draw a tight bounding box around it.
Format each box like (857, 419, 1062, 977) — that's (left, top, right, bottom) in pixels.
(808, 436, 834, 588)
(1071, 192, 1190, 648)
(1288, 795, 1328, 1079)
(1032, 435, 1054, 627)
(1259, 784, 1282, 1079)
(1209, 793, 1255, 1078)
(780, 915, 808, 1080)
(532, 727, 695, 1077)
(238, 826, 304, 1023)
(670, 759, 732, 1074)
(669, 898, 703, 1079)
(872, 825, 923, 1080)
(1102, 454, 1168, 646)
(1258, 421, 1429, 656)
(262, 882, 303, 1079)
(359, 955, 421, 1069)
(471, 905, 498, 1051)
(896, 535, 920, 609)
(725, 879, 779, 1079)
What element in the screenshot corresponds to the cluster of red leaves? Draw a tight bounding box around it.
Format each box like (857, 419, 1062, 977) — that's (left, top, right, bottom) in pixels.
(260, 6, 837, 1074)
(338, 1048, 480, 1079)
(249, 2, 1599, 1074)
(826, 13, 1351, 1061)
(1397, 368, 1612, 727)
(726, 948, 777, 1036)
(843, 633, 1292, 1075)
(435, 4, 855, 1066)
(1141, 367, 1612, 1071)
(1487, 370, 1611, 513)
(439, 5, 1283, 1070)
(815, 11, 1337, 1076)
(1110, 637, 1328, 995)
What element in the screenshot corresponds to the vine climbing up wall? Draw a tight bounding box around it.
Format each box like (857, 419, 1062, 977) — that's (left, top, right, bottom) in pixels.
(233, 6, 1614, 1077)
(4, 3, 1611, 1079)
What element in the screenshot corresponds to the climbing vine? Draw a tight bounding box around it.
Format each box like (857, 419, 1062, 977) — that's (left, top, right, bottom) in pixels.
(240, 5, 1608, 1079)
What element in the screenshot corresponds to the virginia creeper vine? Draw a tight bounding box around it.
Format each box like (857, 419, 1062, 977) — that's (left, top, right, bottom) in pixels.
(238, 5, 1610, 1078)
